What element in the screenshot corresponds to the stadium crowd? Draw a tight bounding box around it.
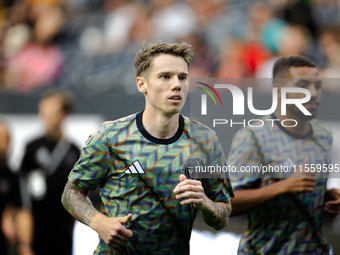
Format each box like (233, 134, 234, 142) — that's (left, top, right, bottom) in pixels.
(0, 0, 340, 94)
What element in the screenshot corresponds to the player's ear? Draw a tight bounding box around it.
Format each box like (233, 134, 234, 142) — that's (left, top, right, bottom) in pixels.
(136, 76, 147, 93)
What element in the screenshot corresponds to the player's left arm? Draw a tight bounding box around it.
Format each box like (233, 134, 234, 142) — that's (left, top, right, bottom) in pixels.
(173, 174, 231, 230)
(324, 188, 340, 219)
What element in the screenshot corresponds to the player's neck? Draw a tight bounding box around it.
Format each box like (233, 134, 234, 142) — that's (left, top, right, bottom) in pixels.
(142, 109, 180, 139)
(45, 127, 63, 143)
(0, 155, 6, 169)
(274, 110, 311, 136)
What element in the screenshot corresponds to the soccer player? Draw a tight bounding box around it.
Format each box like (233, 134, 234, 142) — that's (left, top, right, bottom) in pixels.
(227, 56, 340, 254)
(19, 89, 80, 255)
(61, 42, 234, 254)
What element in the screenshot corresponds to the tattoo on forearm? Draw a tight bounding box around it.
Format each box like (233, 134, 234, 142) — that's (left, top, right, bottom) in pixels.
(61, 182, 98, 226)
(202, 202, 231, 230)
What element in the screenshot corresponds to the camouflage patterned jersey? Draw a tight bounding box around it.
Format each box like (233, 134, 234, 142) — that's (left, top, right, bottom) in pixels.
(69, 111, 234, 255)
(228, 115, 333, 255)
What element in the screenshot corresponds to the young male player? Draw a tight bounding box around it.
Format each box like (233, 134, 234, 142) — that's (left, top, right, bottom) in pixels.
(61, 42, 234, 254)
(20, 90, 80, 255)
(228, 56, 340, 254)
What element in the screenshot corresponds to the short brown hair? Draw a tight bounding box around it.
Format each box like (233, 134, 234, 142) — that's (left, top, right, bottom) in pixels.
(133, 41, 194, 77)
(41, 88, 75, 114)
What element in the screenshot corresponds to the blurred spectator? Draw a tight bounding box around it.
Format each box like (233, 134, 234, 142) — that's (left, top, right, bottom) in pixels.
(0, 0, 29, 91)
(318, 26, 340, 91)
(313, 0, 340, 29)
(150, 0, 196, 43)
(1, 1, 31, 61)
(0, 121, 34, 255)
(235, 1, 274, 44)
(179, 33, 216, 78)
(216, 37, 252, 79)
(280, 0, 319, 38)
(188, 0, 243, 56)
(2, 23, 32, 60)
(256, 24, 312, 80)
(79, 0, 150, 55)
(0, 0, 16, 27)
(0, 0, 339, 93)
(216, 1, 274, 80)
(19, 89, 80, 255)
(4, 4, 64, 93)
(319, 26, 340, 77)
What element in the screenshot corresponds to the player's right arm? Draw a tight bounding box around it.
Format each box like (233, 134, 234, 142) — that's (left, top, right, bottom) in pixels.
(61, 181, 133, 248)
(62, 124, 133, 248)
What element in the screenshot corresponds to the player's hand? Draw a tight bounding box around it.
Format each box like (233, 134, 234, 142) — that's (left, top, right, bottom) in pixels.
(173, 174, 209, 211)
(91, 213, 133, 248)
(324, 188, 340, 219)
(282, 158, 316, 194)
(2, 208, 17, 245)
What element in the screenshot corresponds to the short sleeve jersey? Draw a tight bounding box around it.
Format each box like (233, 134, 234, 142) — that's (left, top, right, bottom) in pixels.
(69, 112, 234, 255)
(227, 116, 333, 255)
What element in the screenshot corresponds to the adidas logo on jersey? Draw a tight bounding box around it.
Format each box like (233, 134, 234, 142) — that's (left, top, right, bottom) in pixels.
(125, 160, 146, 174)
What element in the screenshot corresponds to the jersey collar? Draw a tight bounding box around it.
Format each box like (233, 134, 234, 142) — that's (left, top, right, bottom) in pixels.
(136, 111, 184, 144)
(271, 113, 313, 139)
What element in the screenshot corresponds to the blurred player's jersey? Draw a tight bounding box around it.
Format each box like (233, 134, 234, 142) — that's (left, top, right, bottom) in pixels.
(69, 111, 234, 255)
(20, 136, 80, 255)
(228, 115, 333, 255)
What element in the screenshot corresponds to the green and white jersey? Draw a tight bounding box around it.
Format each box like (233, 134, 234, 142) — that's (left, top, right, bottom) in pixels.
(228, 115, 333, 255)
(69, 111, 234, 255)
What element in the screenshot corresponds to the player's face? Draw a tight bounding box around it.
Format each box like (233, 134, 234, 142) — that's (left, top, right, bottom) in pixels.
(0, 124, 10, 161)
(39, 95, 67, 132)
(137, 54, 189, 117)
(285, 66, 322, 120)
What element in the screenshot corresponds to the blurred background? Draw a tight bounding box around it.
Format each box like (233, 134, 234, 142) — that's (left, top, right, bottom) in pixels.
(0, 0, 340, 254)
